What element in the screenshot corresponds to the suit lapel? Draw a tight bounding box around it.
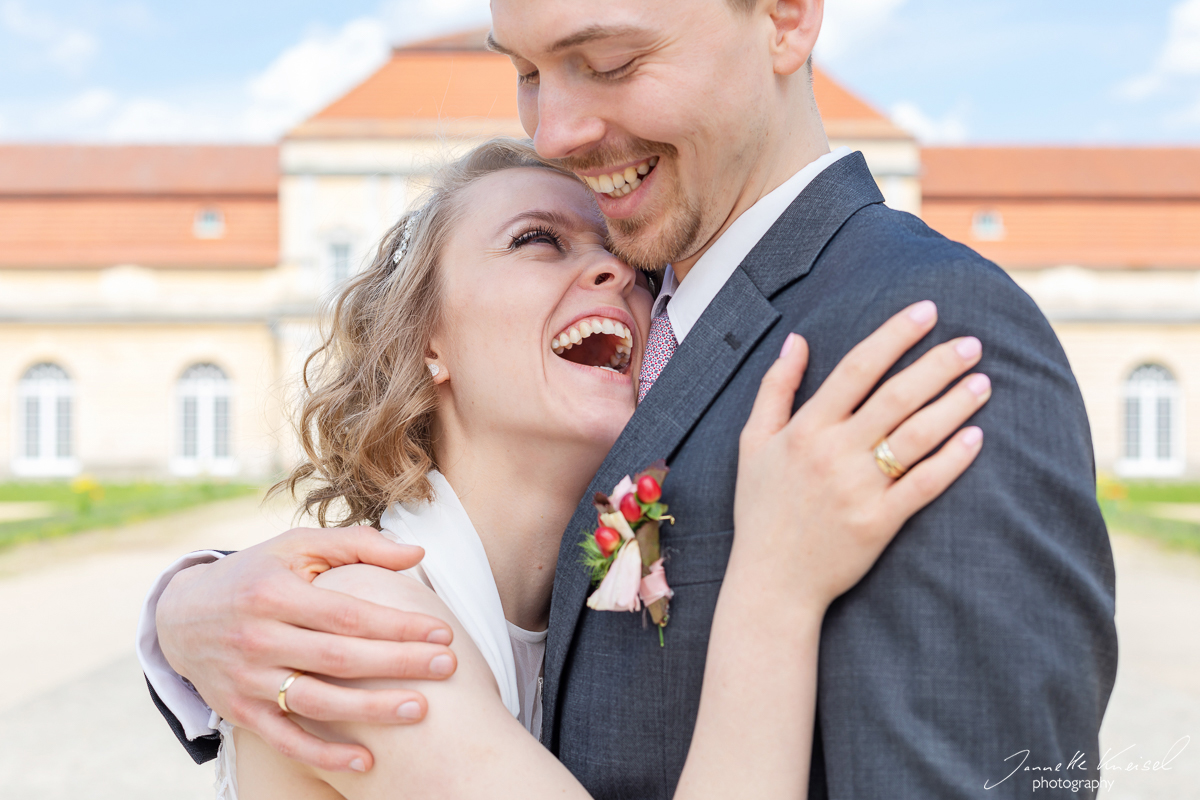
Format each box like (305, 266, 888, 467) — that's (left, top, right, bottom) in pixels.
(541, 151, 886, 745)
(741, 151, 885, 298)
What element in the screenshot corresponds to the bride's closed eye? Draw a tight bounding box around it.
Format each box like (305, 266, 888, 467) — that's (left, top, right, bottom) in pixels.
(510, 226, 566, 253)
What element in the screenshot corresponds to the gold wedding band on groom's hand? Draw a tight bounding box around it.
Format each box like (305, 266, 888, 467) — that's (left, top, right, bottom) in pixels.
(873, 438, 907, 479)
(277, 670, 305, 714)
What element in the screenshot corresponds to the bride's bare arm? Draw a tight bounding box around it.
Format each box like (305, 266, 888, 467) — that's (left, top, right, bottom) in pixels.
(236, 301, 987, 800)
(234, 564, 588, 799)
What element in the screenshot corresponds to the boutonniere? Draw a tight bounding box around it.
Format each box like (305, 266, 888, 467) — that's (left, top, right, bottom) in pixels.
(579, 460, 675, 645)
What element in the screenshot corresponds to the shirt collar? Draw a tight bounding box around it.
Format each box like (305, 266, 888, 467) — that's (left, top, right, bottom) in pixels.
(650, 147, 852, 341)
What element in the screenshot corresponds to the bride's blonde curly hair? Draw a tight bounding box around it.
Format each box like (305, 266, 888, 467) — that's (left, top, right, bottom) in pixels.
(275, 138, 577, 528)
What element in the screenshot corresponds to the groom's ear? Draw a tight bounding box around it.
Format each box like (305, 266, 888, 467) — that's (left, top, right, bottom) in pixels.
(766, 0, 822, 76)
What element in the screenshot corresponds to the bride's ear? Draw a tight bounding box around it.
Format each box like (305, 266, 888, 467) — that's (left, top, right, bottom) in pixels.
(425, 349, 449, 384)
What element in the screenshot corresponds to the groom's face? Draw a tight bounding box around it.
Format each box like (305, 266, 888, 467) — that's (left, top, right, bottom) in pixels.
(490, 0, 776, 271)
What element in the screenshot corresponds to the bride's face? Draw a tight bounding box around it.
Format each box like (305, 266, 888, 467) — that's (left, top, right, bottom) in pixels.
(430, 167, 654, 452)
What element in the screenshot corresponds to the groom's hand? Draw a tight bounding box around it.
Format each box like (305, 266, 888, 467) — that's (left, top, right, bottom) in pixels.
(157, 526, 458, 773)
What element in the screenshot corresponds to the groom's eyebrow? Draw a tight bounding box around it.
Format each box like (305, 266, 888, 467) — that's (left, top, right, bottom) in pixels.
(486, 25, 648, 57)
(547, 25, 646, 53)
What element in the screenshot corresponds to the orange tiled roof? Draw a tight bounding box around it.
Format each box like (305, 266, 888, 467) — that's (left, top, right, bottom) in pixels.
(0, 145, 278, 196)
(923, 147, 1200, 199)
(922, 198, 1200, 269)
(308, 51, 520, 123)
(291, 28, 908, 140)
(0, 197, 278, 268)
(0, 146, 278, 268)
(922, 147, 1200, 269)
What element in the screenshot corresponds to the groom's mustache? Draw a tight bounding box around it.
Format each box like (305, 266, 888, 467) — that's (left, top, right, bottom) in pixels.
(555, 138, 678, 174)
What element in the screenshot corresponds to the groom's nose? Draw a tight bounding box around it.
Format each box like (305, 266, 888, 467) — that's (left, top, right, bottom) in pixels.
(529, 77, 607, 160)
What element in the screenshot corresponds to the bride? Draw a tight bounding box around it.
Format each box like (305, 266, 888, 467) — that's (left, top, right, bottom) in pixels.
(222, 137, 989, 799)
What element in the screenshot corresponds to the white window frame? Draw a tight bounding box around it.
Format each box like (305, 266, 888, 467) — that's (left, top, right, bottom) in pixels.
(170, 363, 237, 477)
(1117, 364, 1185, 478)
(329, 241, 353, 287)
(193, 207, 226, 239)
(12, 363, 80, 477)
(971, 209, 1006, 241)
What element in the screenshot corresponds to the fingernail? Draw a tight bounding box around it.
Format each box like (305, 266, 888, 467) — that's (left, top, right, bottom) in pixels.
(961, 426, 983, 446)
(966, 373, 991, 397)
(780, 333, 797, 358)
(426, 628, 452, 645)
(908, 300, 936, 324)
(349, 758, 366, 773)
(397, 701, 422, 720)
(430, 654, 454, 676)
(955, 336, 982, 360)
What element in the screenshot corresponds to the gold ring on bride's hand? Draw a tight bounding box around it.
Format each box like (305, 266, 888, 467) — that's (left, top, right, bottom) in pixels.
(277, 670, 305, 714)
(873, 438, 907, 479)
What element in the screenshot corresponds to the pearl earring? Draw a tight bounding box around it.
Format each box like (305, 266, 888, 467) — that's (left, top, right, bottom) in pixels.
(428, 363, 440, 377)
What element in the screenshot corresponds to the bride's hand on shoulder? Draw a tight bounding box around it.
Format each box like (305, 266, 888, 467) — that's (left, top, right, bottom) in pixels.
(734, 301, 989, 613)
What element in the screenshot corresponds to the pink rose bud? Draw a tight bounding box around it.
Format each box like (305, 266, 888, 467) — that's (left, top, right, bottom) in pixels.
(586, 540, 644, 612)
(608, 475, 636, 513)
(639, 558, 673, 606)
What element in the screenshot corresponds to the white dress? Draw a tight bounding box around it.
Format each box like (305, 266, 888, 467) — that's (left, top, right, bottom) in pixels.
(214, 471, 546, 799)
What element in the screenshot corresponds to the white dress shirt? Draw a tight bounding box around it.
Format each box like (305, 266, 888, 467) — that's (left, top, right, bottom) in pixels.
(652, 147, 851, 342)
(137, 145, 855, 738)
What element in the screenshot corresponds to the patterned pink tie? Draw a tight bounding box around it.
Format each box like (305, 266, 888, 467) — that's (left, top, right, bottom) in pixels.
(638, 306, 678, 403)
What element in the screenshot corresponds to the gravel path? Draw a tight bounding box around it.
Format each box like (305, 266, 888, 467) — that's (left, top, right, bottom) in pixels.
(0, 494, 288, 799)
(0, 505, 1195, 798)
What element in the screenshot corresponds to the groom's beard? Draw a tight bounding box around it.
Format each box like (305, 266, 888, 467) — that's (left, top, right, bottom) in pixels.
(557, 139, 703, 273)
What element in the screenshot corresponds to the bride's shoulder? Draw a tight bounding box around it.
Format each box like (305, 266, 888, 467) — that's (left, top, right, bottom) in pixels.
(311, 564, 495, 694)
(314, 564, 458, 629)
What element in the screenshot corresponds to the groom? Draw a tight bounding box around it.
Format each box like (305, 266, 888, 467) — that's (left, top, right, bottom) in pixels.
(142, 1, 1117, 796)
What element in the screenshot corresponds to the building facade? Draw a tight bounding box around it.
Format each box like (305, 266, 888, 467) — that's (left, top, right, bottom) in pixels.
(923, 148, 1200, 477)
(0, 145, 298, 479)
(1, 30, 1196, 479)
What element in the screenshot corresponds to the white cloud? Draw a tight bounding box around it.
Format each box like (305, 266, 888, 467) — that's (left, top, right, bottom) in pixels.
(16, 15, 396, 142)
(891, 101, 968, 144)
(381, 0, 491, 46)
(815, 0, 909, 61)
(242, 17, 392, 139)
(1119, 0, 1200, 99)
(0, 0, 492, 142)
(0, 0, 99, 74)
(61, 89, 117, 123)
(71, 3, 495, 143)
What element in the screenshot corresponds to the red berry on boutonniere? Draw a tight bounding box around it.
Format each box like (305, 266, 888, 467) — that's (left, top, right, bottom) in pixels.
(595, 526, 621, 557)
(619, 493, 641, 522)
(636, 475, 661, 503)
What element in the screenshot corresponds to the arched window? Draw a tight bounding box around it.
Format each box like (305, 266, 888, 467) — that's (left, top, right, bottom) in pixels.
(172, 363, 235, 475)
(1119, 364, 1184, 477)
(14, 363, 79, 476)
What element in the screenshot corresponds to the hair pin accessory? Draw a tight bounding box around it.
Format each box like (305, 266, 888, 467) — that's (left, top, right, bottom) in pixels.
(393, 209, 423, 265)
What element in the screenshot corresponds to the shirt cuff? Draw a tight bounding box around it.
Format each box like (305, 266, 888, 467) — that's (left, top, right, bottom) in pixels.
(136, 550, 226, 741)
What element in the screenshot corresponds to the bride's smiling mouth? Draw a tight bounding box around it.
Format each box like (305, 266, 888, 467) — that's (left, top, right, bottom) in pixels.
(551, 315, 635, 375)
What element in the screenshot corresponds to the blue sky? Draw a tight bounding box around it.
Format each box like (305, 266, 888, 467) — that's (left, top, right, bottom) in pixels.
(1, 0, 1197, 145)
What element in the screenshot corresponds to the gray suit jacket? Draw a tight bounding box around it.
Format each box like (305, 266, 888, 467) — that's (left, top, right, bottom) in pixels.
(540, 152, 1117, 799)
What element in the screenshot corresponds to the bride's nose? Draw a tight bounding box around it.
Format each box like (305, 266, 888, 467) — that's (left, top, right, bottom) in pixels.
(580, 253, 637, 294)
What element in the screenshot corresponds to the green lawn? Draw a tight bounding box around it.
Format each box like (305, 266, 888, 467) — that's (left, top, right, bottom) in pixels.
(1098, 477, 1200, 554)
(0, 479, 260, 550)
